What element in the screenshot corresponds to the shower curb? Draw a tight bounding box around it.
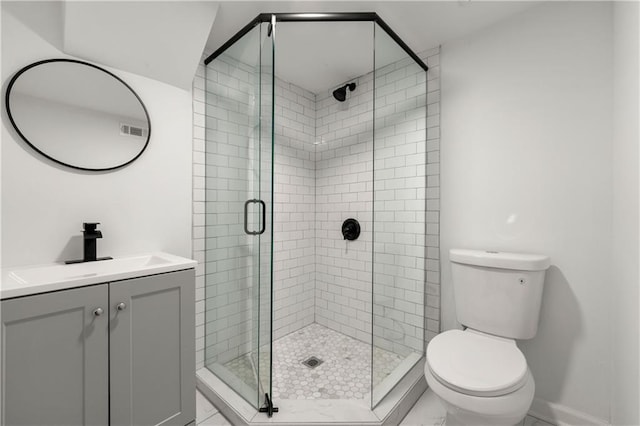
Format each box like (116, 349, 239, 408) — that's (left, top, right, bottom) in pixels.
(196, 359, 427, 426)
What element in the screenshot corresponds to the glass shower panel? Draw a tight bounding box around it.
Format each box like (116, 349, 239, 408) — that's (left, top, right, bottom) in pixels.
(256, 19, 275, 406)
(204, 22, 274, 409)
(371, 23, 427, 407)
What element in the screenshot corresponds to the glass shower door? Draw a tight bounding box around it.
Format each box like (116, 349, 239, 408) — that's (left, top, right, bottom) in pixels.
(255, 17, 275, 413)
(204, 20, 275, 411)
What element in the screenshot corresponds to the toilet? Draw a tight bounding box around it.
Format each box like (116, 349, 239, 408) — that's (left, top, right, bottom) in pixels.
(425, 249, 550, 426)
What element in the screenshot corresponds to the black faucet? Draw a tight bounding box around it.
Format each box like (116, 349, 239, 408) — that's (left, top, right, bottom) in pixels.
(83, 222, 102, 262)
(65, 222, 112, 264)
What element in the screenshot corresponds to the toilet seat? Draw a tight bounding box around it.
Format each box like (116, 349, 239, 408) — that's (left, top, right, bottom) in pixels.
(427, 329, 528, 397)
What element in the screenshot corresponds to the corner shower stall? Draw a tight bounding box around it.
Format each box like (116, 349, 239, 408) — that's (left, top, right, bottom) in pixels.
(197, 13, 435, 424)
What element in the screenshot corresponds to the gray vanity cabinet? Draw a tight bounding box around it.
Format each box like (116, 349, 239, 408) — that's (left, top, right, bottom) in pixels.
(109, 270, 195, 426)
(1, 269, 195, 426)
(1, 284, 110, 426)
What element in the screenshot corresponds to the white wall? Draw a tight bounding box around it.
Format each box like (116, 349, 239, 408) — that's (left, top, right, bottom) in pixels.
(441, 2, 614, 423)
(611, 3, 639, 425)
(1, 4, 192, 268)
(63, 1, 217, 90)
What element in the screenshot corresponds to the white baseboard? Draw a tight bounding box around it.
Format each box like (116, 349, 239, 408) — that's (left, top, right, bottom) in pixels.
(529, 398, 610, 426)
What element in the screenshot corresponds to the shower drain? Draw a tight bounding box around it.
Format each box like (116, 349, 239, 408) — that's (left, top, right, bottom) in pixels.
(301, 356, 323, 369)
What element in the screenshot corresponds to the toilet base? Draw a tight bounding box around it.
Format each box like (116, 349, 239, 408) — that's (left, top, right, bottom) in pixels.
(442, 404, 525, 426)
(425, 364, 534, 426)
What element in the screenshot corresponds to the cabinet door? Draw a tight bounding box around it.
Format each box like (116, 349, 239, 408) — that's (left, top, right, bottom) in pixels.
(1, 284, 109, 426)
(109, 269, 195, 426)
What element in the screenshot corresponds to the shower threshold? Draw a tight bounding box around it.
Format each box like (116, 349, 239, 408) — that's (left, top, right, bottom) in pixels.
(196, 357, 426, 425)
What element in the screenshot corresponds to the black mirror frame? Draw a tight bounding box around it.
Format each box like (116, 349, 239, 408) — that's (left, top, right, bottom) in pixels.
(5, 58, 152, 172)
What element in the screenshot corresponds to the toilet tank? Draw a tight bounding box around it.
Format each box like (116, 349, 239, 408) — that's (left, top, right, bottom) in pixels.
(450, 249, 551, 339)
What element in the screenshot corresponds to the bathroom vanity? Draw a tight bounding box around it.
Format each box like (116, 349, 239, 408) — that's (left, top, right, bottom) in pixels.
(1, 253, 196, 426)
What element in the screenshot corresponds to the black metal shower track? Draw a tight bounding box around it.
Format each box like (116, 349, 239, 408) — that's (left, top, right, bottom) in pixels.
(204, 12, 429, 72)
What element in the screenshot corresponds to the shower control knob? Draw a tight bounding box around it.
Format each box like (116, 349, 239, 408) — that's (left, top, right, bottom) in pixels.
(116, 302, 127, 311)
(342, 218, 361, 241)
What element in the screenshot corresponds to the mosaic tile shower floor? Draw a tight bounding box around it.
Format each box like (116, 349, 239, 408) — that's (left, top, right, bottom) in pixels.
(223, 323, 404, 400)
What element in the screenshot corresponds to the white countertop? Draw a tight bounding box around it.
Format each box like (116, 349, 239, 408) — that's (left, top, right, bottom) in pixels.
(1, 252, 197, 300)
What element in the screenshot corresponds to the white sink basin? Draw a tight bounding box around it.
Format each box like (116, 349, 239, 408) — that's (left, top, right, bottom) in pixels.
(1, 252, 196, 299)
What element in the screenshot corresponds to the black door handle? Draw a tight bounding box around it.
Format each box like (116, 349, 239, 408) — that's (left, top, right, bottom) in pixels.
(257, 199, 266, 235)
(244, 199, 266, 235)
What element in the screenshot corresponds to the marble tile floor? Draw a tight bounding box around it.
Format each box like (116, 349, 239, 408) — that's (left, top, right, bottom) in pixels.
(197, 387, 556, 426)
(223, 323, 405, 400)
(398, 389, 555, 426)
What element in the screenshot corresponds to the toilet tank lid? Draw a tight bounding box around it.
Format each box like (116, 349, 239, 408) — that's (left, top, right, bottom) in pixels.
(450, 249, 550, 271)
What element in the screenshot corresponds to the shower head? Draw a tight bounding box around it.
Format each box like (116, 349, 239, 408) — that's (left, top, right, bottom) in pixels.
(333, 87, 347, 102)
(333, 82, 356, 102)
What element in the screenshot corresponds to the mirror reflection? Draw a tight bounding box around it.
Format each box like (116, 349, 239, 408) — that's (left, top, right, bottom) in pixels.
(6, 59, 150, 171)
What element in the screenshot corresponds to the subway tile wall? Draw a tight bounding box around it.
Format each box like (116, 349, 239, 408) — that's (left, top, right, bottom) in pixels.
(314, 48, 440, 356)
(194, 54, 319, 368)
(372, 52, 436, 357)
(314, 71, 375, 344)
(202, 55, 258, 367)
(194, 59, 206, 369)
(423, 48, 441, 345)
(193, 47, 441, 370)
(271, 81, 316, 340)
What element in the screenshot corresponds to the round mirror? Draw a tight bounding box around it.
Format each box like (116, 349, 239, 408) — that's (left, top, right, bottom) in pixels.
(5, 59, 151, 171)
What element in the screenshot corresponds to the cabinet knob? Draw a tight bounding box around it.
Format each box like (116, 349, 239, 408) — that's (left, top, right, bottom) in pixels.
(93, 307, 104, 316)
(116, 302, 127, 311)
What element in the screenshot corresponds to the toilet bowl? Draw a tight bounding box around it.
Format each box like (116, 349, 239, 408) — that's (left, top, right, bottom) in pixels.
(426, 249, 550, 426)
(425, 329, 535, 426)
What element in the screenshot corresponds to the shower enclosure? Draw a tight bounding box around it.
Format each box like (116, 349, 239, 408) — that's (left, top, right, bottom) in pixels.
(197, 13, 432, 424)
